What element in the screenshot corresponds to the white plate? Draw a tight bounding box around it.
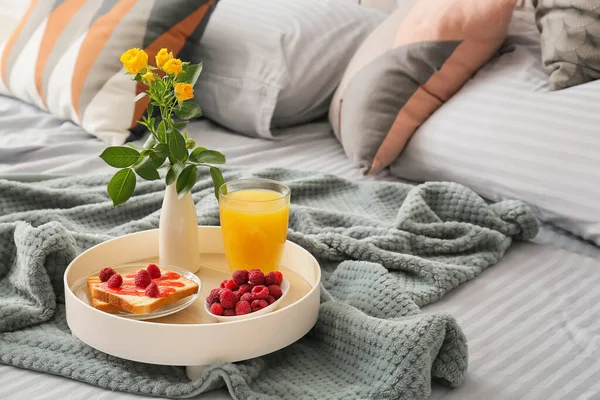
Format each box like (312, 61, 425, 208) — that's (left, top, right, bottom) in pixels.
(72, 263, 202, 321)
(204, 279, 290, 322)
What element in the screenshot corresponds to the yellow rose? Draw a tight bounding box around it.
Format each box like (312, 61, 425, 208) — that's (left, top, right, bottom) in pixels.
(142, 71, 155, 84)
(162, 58, 182, 76)
(155, 48, 173, 69)
(120, 48, 148, 74)
(174, 83, 194, 102)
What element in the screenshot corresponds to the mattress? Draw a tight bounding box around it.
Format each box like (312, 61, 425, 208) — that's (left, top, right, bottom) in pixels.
(1, 95, 600, 400)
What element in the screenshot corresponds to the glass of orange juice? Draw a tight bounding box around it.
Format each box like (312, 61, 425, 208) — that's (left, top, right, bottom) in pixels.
(218, 178, 290, 274)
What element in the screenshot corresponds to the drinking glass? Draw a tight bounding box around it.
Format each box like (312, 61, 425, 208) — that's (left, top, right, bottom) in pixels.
(219, 178, 290, 273)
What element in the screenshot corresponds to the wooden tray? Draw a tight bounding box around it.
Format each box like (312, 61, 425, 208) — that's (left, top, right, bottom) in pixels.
(64, 226, 321, 379)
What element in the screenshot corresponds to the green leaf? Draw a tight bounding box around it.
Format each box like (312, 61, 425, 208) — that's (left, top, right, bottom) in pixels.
(165, 162, 185, 186)
(143, 134, 157, 149)
(133, 92, 147, 102)
(167, 129, 188, 161)
(134, 156, 160, 181)
(147, 102, 154, 117)
(149, 153, 166, 169)
(178, 63, 203, 86)
(189, 63, 203, 86)
(154, 143, 169, 158)
(157, 120, 167, 142)
(175, 165, 198, 199)
(107, 168, 136, 206)
(188, 147, 207, 162)
(174, 102, 202, 120)
(209, 167, 225, 199)
(148, 117, 155, 132)
(99, 146, 140, 168)
(173, 120, 188, 131)
(192, 149, 225, 165)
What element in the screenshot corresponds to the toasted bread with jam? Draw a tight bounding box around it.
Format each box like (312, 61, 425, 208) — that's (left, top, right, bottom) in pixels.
(87, 268, 198, 315)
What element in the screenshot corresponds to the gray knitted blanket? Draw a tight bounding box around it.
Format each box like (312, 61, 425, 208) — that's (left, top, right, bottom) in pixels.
(0, 167, 538, 400)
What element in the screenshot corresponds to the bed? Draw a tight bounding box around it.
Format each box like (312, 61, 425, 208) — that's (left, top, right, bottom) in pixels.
(2, 90, 600, 400)
(2, 1, 600, 399)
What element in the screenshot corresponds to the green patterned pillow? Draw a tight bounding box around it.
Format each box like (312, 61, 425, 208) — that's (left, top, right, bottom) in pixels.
(532, 0, 600, 90)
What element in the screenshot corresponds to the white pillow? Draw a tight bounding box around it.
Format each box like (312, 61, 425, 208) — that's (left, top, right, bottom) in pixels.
(390, 11, 600, 245)
(188, 0, 386, 138)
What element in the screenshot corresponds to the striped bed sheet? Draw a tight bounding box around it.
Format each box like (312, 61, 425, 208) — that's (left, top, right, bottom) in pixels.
(427, 241, 600, 400)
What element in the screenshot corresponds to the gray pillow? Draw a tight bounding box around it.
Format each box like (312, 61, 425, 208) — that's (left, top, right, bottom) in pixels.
(532, 0, 600, 90)
(184, 0, 385, 139)
(390, 11, 600, 245)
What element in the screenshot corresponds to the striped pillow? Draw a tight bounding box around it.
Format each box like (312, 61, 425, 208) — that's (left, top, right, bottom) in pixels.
(0, 0, 218, 145)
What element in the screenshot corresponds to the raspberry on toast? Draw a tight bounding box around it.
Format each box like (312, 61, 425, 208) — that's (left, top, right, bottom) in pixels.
(87, 268, 199, 314)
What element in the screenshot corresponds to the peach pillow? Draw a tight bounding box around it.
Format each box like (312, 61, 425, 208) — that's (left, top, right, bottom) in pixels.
(329, 0, 516, 174)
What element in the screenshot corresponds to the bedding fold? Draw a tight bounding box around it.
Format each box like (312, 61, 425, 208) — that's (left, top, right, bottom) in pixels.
(0, 167, 538, 400)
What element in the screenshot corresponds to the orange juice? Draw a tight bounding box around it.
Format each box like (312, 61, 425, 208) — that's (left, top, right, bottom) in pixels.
(219, 189, 290, 273)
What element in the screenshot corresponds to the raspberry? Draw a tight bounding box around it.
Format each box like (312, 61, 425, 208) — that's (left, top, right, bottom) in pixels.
(206, 288, 221, 304)
(274, 271, 283, 286)
(251, 285, 269, 299)
(106, 274, 123, 289)
(237, 283, 252, 296)
(251, 299, 268, 312)
(240, 292, 254, 303)
(210, 303, 224, 316)
(266, 295, 276, 305)
(223, 309, 235, 316)
(249, 269, 265, 286)
(268, 285, 283, 299)
(264, 271, 277, 286)
(134, 269, 152, 288)
(146, 263, 161, 279)
(99, 267, 116, 282)
(232, 270, 249, 286)
(220, 289, 238, 309)
(145, 282, 159, 297)
(225, 279, 238, 291)
(219, 279, 229, 288)
(235, 300, 251, 315)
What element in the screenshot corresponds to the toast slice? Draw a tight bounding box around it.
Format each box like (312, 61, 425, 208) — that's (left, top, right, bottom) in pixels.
(87, 268, 199, 315)
(86, 278, 123, 313)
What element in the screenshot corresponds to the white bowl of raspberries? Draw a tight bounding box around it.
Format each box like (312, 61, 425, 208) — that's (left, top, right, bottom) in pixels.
(204, 268, 290, 322)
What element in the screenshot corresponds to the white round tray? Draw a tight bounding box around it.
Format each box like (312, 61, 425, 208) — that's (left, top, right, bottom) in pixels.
(64, 226, 321, 379)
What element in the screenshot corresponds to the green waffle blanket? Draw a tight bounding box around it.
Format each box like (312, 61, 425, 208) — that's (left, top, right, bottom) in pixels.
(0, 167, 538, 400)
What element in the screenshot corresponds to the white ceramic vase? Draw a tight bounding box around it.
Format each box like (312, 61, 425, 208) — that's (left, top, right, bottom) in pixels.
(158, 183, 201, 274)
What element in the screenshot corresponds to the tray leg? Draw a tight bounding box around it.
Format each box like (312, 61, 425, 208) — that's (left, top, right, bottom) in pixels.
(186, 365, 209, 381)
